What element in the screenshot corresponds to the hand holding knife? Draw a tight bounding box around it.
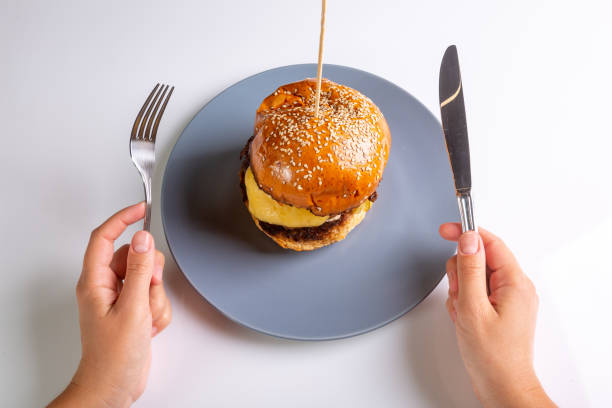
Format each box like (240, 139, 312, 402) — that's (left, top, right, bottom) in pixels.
(439, 45, 476, 233)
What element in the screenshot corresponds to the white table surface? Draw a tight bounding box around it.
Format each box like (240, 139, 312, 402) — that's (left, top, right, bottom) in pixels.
(2, 1, 611, 406)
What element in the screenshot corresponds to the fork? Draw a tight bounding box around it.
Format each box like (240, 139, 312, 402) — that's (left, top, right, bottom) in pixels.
(130, 84, 174, 231)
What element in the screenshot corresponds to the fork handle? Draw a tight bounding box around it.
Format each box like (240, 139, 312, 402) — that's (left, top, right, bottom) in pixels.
(141, 173, 152, 232)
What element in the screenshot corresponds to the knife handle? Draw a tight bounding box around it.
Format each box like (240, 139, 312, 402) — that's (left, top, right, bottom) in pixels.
(457, 192, 476, 233)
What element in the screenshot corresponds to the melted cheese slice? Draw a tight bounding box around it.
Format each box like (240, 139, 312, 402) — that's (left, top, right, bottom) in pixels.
(245, 166, 330, 227)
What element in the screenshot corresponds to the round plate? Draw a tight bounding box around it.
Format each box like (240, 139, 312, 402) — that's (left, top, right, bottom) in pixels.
(162, 64, 456, 340)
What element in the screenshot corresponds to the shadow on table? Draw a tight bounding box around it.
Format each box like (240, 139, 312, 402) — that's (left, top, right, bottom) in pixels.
(401, 285, 480, 407)
(26, 271, 81, 406)
(169, 254, 481, 405)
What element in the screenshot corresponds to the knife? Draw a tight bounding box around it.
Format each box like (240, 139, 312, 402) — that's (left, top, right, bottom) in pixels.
(439, 45, 476, 232)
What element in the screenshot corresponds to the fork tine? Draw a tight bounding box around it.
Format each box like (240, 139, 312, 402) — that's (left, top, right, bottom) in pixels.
(150, 86, 174, 142)
(144, 85, 169, 141)
(138, 85, 166, 141)
(137, 85, 168, 140)
(131, 83, 159, 139)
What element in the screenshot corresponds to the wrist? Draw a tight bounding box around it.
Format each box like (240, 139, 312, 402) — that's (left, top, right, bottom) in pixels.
(515, 375, 556, 407)
(69, 360, 133, 408)
(477, 368, 554, 408)
(49, 381, 130, 408)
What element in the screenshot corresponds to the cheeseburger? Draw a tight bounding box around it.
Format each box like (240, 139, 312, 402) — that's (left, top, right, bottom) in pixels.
(239, 78, 391, 251)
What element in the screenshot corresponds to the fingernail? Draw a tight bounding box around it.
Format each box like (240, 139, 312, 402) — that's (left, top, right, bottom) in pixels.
(152, 326, 158, 337)
(458, 231, 479, 255)
(452, 299, 458, 310)
(132, 231, 151, 253)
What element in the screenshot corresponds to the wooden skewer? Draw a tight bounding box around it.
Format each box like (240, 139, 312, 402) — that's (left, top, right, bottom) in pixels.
(314, 0, 327, 117)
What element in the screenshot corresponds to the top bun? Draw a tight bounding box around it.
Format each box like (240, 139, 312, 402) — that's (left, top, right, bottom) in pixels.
(249, 78, 391, 216)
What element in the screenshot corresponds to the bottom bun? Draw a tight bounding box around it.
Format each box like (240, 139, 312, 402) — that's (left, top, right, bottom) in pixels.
(251, 203, 370, 251)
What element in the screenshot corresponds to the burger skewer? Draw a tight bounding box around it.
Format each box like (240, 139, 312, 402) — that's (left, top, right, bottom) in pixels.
(314, 0, 327, 117)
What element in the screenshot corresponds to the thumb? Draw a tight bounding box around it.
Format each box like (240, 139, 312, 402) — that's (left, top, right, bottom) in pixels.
(456, 231, 490, 311)
(119, 230, 155, 307)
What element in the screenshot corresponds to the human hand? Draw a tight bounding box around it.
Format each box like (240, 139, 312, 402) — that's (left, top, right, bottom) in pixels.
(439, 223, 555, 408)
(49, 203, 172, 407)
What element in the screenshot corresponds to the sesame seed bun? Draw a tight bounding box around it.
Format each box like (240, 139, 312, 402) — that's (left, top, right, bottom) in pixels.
(249, 78, 391, 216)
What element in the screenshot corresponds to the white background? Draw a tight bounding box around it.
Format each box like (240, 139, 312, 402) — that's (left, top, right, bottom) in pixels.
(2, 0, 611, 406)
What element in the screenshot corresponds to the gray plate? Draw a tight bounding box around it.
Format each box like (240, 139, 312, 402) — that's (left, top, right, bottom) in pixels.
(162, 64, 456, 340)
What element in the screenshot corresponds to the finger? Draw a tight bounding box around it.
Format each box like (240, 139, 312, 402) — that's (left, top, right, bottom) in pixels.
(456, 231, 491, 311)
(440, 224, 523, 284)
(478, 227, 522, 276)
(116, 231, 155, 308)
(446, 255, 458, 297)
(152, 251, 165, 286)
(478, 228, 525, 306)
(150, 251, 171, 335)
(109, 244, 130, 278)
(82, 203, 145, 287)
(439, 222, 462, 241)
(110, 246, 163, 284)
(445, 297, 457, 323)
(150, 283, 172, 336)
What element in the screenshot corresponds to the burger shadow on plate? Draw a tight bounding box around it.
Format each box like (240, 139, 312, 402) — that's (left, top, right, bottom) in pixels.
(181, 147, 288, 255)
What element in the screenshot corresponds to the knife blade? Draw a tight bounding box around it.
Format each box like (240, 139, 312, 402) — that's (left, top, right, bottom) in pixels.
(439, 45, 476, 232)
